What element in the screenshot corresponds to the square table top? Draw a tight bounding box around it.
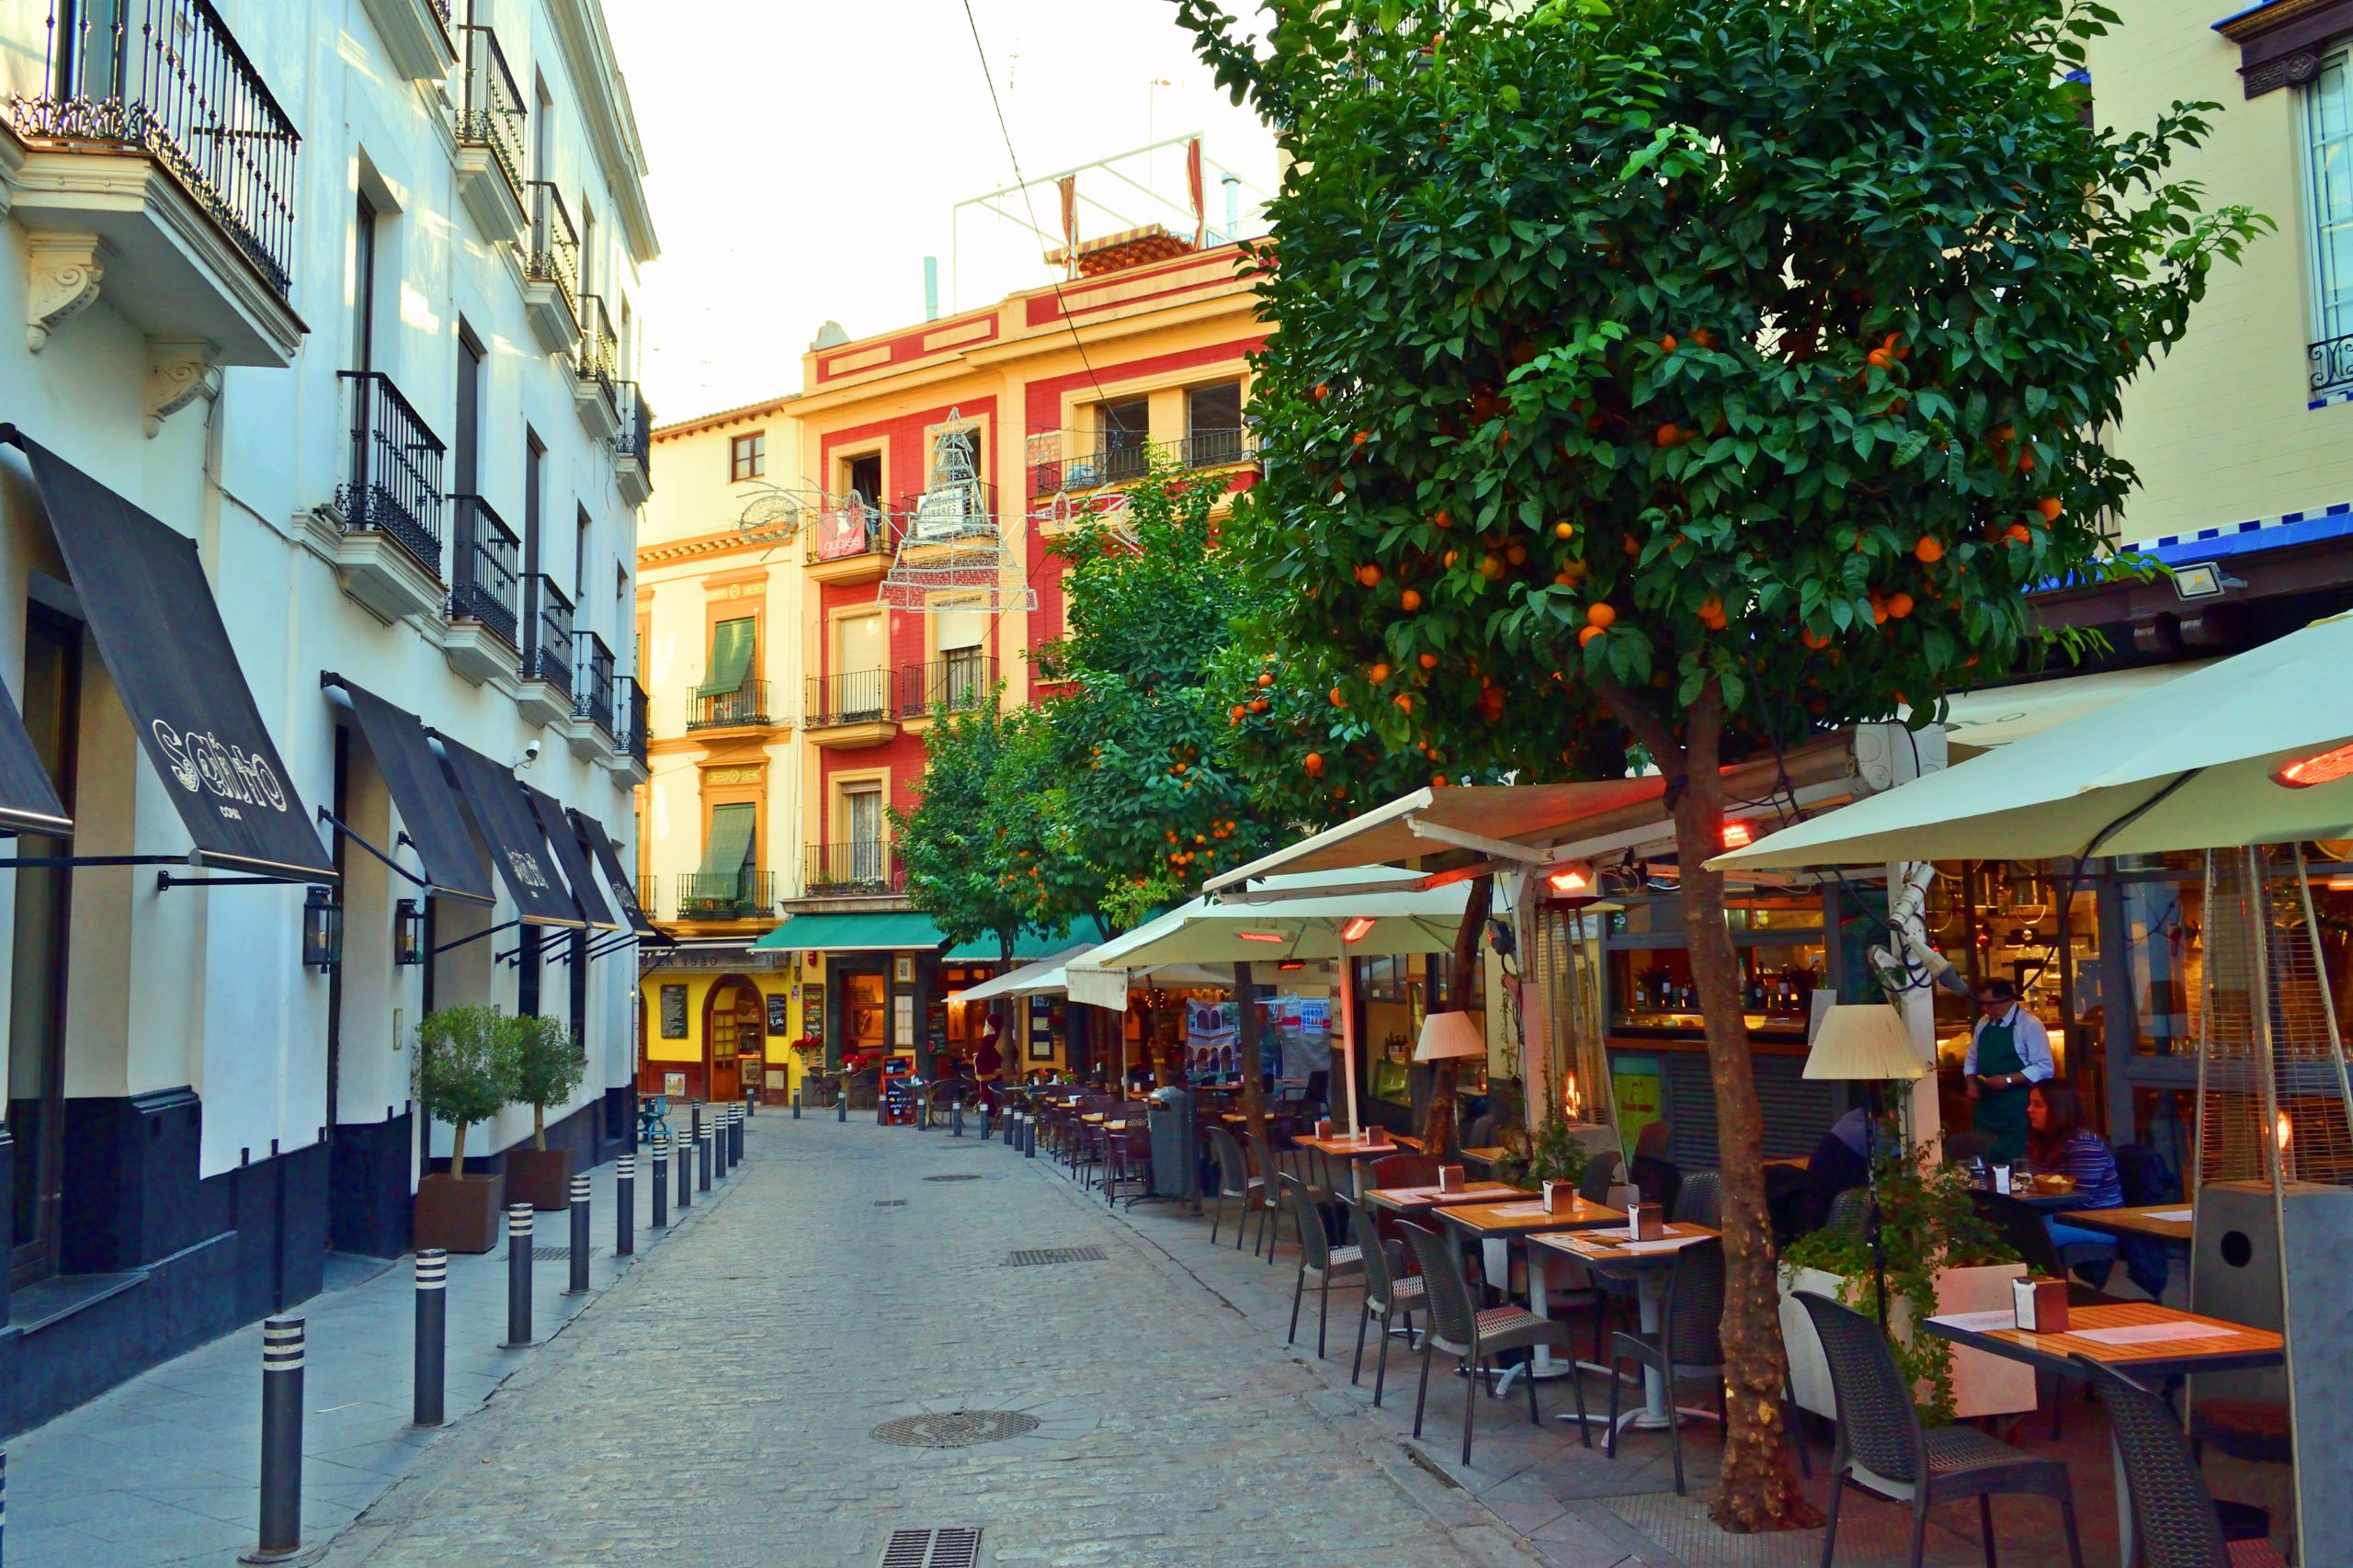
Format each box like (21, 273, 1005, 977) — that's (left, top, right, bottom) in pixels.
(1459, 1146, 1508, 1165)
(1430, 1196, 1624, 1235)
(1367, 1182, 1533, 1212)
(1533, 1221, 1720, 1266)
(2053, 1203, 2195, 1243)
(1293, 1133, 1412, 1159)
(1920, 1301, 2282, 1380)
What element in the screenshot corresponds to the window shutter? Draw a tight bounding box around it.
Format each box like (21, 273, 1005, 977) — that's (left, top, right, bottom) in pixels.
(699, 802, 756, 877)
(696, 618, 756, 696)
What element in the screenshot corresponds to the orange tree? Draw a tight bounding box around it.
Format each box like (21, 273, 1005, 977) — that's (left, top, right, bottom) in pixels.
(1176, 0, 2261, 1529)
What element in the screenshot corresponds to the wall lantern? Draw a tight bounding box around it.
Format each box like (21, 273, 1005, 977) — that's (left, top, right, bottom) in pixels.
(393, 898, 426, 966)
(303, 885, 345, 972)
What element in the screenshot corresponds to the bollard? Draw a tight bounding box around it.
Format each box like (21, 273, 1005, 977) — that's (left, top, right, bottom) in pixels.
(951, 1098, 963, 1138)
(616, 1152, 636, 1257)
(412, 1250, 447, 1427)
(698, 1124, 713, 1192)
(978, 1101, 991, 1141)
(745, 1083, 756, 1119)
(732, 1101, 745, 1162)
(836, 1089, 847, 1123)
(500, 1204, 535, 1348)
(792, 1088, 802, 1119)
(652, 1134, 670, 1229)
(241, 1316, 306, 1564)
(566, 1174, 591, 1294)
(1003, 1107, 1015, 1145)
(677, 1128, 694, 1209)
(1024, 1113, 1037, 1159)
(712, 1113, 728, 1181)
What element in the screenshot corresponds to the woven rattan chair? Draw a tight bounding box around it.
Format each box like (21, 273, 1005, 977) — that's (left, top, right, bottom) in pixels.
(1604, 1238, 1726, 1494)
(1581, 1149, 1636, 1357)
(1251, 1129, 1335, 1263)
(2075, 1355, 2287, 1568)
(1673, 1171, 1723, 1232)
(1401, 1220, 1583, 1466)
(1204, 1123, 1266, 1251)
(1283, 1174, 1365, 1358)
(1347, 1193, 1425, 1405)
(1797, 1290, 2085, 1568)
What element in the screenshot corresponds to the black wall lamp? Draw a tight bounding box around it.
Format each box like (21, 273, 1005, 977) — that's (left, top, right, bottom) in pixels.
(393, 898, 426, 966)
(303, 885, 344, 971)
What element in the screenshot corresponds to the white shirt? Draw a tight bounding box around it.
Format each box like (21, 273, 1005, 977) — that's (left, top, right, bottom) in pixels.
(1964, 1005, 2054, 1083)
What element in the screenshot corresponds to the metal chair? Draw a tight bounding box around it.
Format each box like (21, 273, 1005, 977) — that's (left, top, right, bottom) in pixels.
(1283, 1174, 1364, 1358)
(1347, 1193, 1425, 1406)
(1672, 1170, 1723, 1231)
(1105, 1123, 1154, 1209)
(2075, 1355, 2287, 1568)
(1204, 1123, 1266, 1251)
(1581, 1148, 1636, 1357)
(1400, 1220, 1583, 1466)
(1796, 1290, 2086, 1568)
(1250, 1129, 1333, 1263)
(1580, 1148, 1623, 1202)
(1604, 1238, 1727, 1494)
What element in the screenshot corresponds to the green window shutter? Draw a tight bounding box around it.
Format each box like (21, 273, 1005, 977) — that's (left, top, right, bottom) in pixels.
(695, 619, 756, 696)
(698, 802, 756, 877)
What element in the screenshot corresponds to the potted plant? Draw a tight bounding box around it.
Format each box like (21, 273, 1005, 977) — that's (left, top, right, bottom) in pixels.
(413, 1004, 519, 1253)
(505, 1013, 587, 1210)
(1779, 1139, 2029, 1424)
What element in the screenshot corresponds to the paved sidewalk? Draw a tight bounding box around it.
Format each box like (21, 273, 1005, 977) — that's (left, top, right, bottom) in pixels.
(3, 1122, 750, 1566)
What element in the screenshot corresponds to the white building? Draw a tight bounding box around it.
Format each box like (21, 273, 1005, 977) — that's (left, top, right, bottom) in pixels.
(0, 0, 656, 1431)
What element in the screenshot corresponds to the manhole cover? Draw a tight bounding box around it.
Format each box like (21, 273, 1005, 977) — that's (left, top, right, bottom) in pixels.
(872, 1199, 906, 1208)
(1004, 1246, 1104, 1267)
(870, 1410, 1040, 1449)
(923, 1173, 984, 1183)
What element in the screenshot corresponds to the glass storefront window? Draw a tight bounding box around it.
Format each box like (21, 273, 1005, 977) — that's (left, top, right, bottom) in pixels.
(1605, 938, 1824, 1038)
(2120, 876, 2200, 1059)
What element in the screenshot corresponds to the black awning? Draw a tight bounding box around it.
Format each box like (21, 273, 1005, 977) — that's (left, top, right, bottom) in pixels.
(525, 786, 619, 932)
(568, 808, 657, 937)
(429, 733, 583, 927)
(0, 669, 68, 838)
(325, 676, 494, 904)
(5, 430, 331, 881)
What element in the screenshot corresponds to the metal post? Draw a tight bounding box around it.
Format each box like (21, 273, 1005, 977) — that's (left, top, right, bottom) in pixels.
(615, 1153, 636, 1256)
(697, 1123, 711, 1192)
(732, 1101, 745, 1161)
(501, 1204, 534, 1348)
(566, 1175, 591, 1294)
(792, 1088, 802, 1119)
(712, 1112, 728, 1180)
(1024, 1112, 1036, 1158)
(977, 1100, 990, 1141)
(241, 1316, 305, 1564)
(652, 1134, 671, 1228)
(412, 1251, 447, 1427)
(744, 1082, 756, 1119)
(836, 1088, 847, 1122)
(951, 1098, 964, 1138)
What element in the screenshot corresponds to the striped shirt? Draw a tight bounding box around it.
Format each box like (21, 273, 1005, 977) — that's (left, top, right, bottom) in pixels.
(2037, 1130, 2124, 1210)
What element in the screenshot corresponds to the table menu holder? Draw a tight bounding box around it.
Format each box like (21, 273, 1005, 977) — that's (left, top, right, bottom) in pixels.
(1629, 1202, 1664, 1241)
(1438, 1165, 1466, 1194)
(2011, 1274, 2070, 1334)
(1364, 1126, 1389, 1146)
(1542, 1180, 1572, 1216)
(1313, 1118, 1333, 1140)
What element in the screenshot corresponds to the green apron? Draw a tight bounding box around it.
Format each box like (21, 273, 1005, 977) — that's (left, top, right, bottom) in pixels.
(1973, 1012, 2031, 1165)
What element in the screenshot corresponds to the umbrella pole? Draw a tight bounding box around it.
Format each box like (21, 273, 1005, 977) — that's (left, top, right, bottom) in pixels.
(1340, 954, 1361, 1134)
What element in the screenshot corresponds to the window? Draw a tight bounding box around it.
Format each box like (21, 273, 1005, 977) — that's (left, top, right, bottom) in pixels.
(937, 602, 988, 711)
(835, 613, 886, 719)
(1186, 381, 1244, 467)
(2305, 54, 2353, 392)
(352, 194, 378, 371)
(1096, 398, 1150, 482)
(696, 617, 756, 723)
(845, 452, 881, 507)
(688, 802, 757, 915)
(845, 788, 883, 885)
(574, 505, 591, 600)
(730, 431, 766, 482)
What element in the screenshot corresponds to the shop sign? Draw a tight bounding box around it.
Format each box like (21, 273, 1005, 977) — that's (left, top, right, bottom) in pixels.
(1613, 1053, 1664, 1149)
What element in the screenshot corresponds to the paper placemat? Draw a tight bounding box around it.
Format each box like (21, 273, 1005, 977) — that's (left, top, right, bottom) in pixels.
(1483, 1202, 1555, 1218)
(2071, 1321, 2236, 1347)
(2145, 1209, 2195, 1222)
(1619, 1236, 1709, 1254)
(1928, 1310, 2021, 1333)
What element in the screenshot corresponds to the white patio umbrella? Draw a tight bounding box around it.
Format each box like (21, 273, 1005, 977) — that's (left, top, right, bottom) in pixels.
(1712, 612, 2353, 870)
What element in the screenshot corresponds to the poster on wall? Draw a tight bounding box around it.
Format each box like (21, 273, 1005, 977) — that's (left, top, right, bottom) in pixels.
(767, 994, 790, 1036)
(1028, 994, 1057, 1060)
(1612, 1054, 1664, 1151)
(1185, 996, 1237, 1079)
(664, 1071, 687, 1098)
(660, 984, 688, 1040)
(1274, 992, 1332, 1079)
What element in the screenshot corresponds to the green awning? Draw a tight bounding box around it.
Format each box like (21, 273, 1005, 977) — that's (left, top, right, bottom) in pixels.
(698, 801, 756, 876)
(695, 618, 756, 697)
(753, 912, 947, 952)
(942, 920, 1097, 962)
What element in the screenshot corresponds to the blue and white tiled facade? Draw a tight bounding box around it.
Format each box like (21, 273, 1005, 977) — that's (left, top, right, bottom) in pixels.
(2124, 500, 2353, 566)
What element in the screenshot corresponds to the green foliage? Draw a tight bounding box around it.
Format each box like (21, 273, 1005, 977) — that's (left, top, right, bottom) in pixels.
(1498, 1108, 1591, 1189)
(508, 1013, 585, 1148)
(414, 1005, 518, 1173)
(1781, 1142, 2016, 1426)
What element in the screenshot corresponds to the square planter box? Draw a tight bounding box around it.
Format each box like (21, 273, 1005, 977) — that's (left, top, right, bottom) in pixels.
(505, 1145, 575, 1211)
(415, 1172, 506, 1254)
(1780, 1261, 2036, 1421)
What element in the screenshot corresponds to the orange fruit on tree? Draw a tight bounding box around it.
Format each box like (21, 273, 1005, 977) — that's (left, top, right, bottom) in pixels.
(1479, 553, 1506, 581)
(1505, 542, 1528, 567)
(1400, 588, 1423, 611)
(1655, 423, 1683, 447)
(1356, 563, 1383, 587)
(1418, 653, 1438, 670)
(1248, 698, 1267, 714)
(1257, 671, 1274, 687)
(1370, 662, 1392, 683)
(1311, 383, 1329, 401)
(1554, 520, 1575, 540)
(1229, 704, 1245, 722)
(1698, 596, 1722, 620)
(1352, 429, 1370, 446)
(1801, 629, 1830, 650)
(1433, 508, 1452, 529)
(1887, 592, 1915, 619)
(1442, 549, 1461, 569)
(1586, 601, 1618, 630)
(2037, 496, 2063, 522)
(1329, 687, 1345, 706)
(1914, 536, 1945, 563)
(1394, 693, 1414, 712)
(1577, 625, 1605, 648)
(2006, 523, 2033, 544)
(1303, 752, 1324, 778)
(1661, 334, 1679, 352)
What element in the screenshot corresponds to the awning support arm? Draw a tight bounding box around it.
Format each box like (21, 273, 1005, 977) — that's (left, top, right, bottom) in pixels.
(435, 918, 521, 956)
(0, 853, 197, 869)
(156, 871, 309, 890)
(583, 932, 642, 961)
(1404, 819, 1563, 865)
(316, 807, 431, 892)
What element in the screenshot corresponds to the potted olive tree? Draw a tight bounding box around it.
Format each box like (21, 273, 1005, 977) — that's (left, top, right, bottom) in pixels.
(414, 1004, 519, 1253)
(505, 1013, 587, 1210)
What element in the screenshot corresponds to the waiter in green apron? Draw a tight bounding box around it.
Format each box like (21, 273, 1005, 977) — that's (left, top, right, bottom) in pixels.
(1965, 978, 2053, 1165)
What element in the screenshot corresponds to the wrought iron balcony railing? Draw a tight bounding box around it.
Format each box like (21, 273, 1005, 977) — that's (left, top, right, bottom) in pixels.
(615, 675, 649, 766)
(449, 494, 520, 648)
(526, 181, 579, 315)
(13, 0, 301, 295)
(805, 670, 896, 728)
(804, 842, 902, 897)
(676, 869, 776, 922)
(520, 574, 574, 692)
(574, 632, 615, 733)
(616, 381, 654, 475)
(335, 370, 445, 577)
(2313, 335, 2353, 403)
(1180, 426, 1255, 470)
(575, 293, 618, 414)
(688, 678, 772, 732)
(900, 656, 996, 719)
(457, 26, 527, 204)
(1025, 427, 1259, 494)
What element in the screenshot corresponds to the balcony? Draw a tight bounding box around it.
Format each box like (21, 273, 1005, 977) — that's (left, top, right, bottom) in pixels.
(1026, 428, 1257, 495)
(614, 381, 654, 507)
(676, 869, 777, 923)
(574, 294, 620, 439)
(454, 26, 527, 240)
(803, 498, 895, 585)
(521, 182, 580, 352)
(687, 678, 776, 733)
(1181, 426, 1256, 470)
(899, 656, 996, 721)
(516, 574, 574, 726)
(9, 0, 303, 377)
(358, 0, 455, 80)
(569, 632, 615, 758)
(804, 842, 903, 899)
(606, 675, 650, 782)
(309, 370, 448, 626)
(444, 495, 520, 686)
(803, 670, 899, 749)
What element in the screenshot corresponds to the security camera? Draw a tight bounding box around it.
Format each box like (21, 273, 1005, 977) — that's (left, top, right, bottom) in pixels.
(514, 740, 542, 774)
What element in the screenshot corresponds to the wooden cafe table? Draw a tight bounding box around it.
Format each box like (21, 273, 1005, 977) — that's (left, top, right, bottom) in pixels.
(2052, 1203, 2196, 1245)
(1532, 1222, 1721, 1432)
(1430, 1195, 1625, 1385)
(1293, 1132, 1420, 1196)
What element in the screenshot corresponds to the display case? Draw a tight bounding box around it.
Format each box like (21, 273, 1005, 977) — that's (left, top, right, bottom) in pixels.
(1601, 891, 1827, 1042)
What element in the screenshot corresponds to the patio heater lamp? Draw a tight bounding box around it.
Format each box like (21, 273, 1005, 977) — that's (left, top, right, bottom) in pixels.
(393, 898, 426, 966)
(303, 884, 345, 973)
(1802, 1004, 1927, 1327)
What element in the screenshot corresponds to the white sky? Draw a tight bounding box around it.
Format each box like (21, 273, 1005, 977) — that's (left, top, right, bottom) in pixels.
(603, 0, 1280, 428)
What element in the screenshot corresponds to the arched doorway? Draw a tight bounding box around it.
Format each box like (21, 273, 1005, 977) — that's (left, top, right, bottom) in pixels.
(701, 974, 767, 1107)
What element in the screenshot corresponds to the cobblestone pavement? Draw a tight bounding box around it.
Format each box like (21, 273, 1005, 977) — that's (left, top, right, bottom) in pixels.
(326, 1116, 1594, 1568)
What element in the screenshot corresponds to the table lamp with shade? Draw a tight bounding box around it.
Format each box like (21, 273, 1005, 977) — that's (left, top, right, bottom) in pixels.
(1803, 1003, 1927, 1325)
(1414, 1010, 1485, 1158)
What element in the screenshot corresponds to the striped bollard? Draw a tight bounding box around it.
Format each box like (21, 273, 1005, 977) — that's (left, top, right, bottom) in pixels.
(835, 1086, 847, 1122)
(792, 1088, 802, 1119)
(652, 1135, 670, 1229)
(1024, 1113, 1037, 1159)
(412, 1250, 447, 1427)
(500, 1204, 535, 1348)
(566, 1175, 592, 1294)
(732, 1100, 745, 1160)
(699, 1123, 713, 1191)
(678, 1129, 695, 1209)
(239, 1317, 306, 1564)
(977, 1100, 990, 1141)
(744, 1083, 756, 1119)
(951, 1098, 964, 1138)
(712, 1113, 728, 1181)
(615, 1153, 635, 1256)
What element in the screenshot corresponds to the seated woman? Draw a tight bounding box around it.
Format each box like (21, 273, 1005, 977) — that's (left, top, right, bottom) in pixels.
(2028, 1079, 2124, 1251)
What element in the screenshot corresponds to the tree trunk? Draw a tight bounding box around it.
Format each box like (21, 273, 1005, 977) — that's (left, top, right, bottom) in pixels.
(1418, 874, 1494, 1159)
(534, 1101, 547, 1152)
(451, 1119, 469, 1179)
(1234, 960, 1267, 1163)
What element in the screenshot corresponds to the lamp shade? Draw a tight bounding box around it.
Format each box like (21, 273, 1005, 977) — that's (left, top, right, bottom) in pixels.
(1803, 1004, 1927, 1083)
(1413, 1010, 1486, 1062)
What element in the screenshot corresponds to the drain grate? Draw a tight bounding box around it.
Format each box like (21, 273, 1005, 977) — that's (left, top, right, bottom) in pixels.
(880, 1527, 982, 1568)
(922, 1173, 984, 1183)
(1003, 1246, 1104, 1267)
(871, 1411, 1040, 1449)
(873, 1199, 907, 1208)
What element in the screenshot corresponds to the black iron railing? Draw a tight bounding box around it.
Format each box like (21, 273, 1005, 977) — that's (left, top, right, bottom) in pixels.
(449, 494, 520, 648)
(2313, 335, 2353, 402)
(806, 669, 895, 727)
(804, 842, 902, 897)
(1181, 426, 1253, 469)
(457, 26, 526, 206)
(900, 655, 995, 718)
(676, 869, 775, 921)
(526, 180, 579, 316)
(616, 381, 654, 479)
(574, 632, 615, 733)
(1096, 436, 1152, 484)
(14, 0, 301, 295)
(803, 499, 891, 564)
(335, 370, 445, 577)
(688, 679, 772, 732)
(576, 293, 618, 415)
(618, 676, 649, 766)
(520, 574, 574, 692)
